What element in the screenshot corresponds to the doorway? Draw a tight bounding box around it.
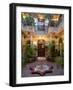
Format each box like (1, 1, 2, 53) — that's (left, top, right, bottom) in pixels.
(37, 40, 45, 57)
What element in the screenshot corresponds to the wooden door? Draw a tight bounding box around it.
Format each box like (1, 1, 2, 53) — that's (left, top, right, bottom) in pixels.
(37, 40, 45, 57)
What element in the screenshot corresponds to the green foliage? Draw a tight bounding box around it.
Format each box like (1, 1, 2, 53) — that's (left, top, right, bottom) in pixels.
(25, 45, 34, 58)
(47, 41, 64, 63)
(47, 39, 64, 58)
(47, 41, 56, 57)
(22, 44, 35, 66)
(55, 56, 64, 68)
(58, 38, 64, 56)
(24, 16, 34, 26)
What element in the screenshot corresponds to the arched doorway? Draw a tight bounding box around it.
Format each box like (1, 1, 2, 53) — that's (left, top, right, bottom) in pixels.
(37, 40, 45, 57)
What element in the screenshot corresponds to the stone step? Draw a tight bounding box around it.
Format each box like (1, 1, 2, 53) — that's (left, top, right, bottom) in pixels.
(37, 57, 46, 61)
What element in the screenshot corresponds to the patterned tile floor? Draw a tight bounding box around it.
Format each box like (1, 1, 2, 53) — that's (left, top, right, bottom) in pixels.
(22, 58, 64, 77)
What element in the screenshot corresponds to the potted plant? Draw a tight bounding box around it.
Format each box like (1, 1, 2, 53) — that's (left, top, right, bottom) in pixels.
(24, 44, 35, 63)
(47, 41, 56, 62)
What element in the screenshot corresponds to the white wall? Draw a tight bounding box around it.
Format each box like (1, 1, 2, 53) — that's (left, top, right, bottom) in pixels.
(0, 0, 72, 90)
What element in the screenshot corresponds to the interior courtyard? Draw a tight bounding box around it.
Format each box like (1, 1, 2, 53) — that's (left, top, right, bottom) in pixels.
(21, 13, 64, 77)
